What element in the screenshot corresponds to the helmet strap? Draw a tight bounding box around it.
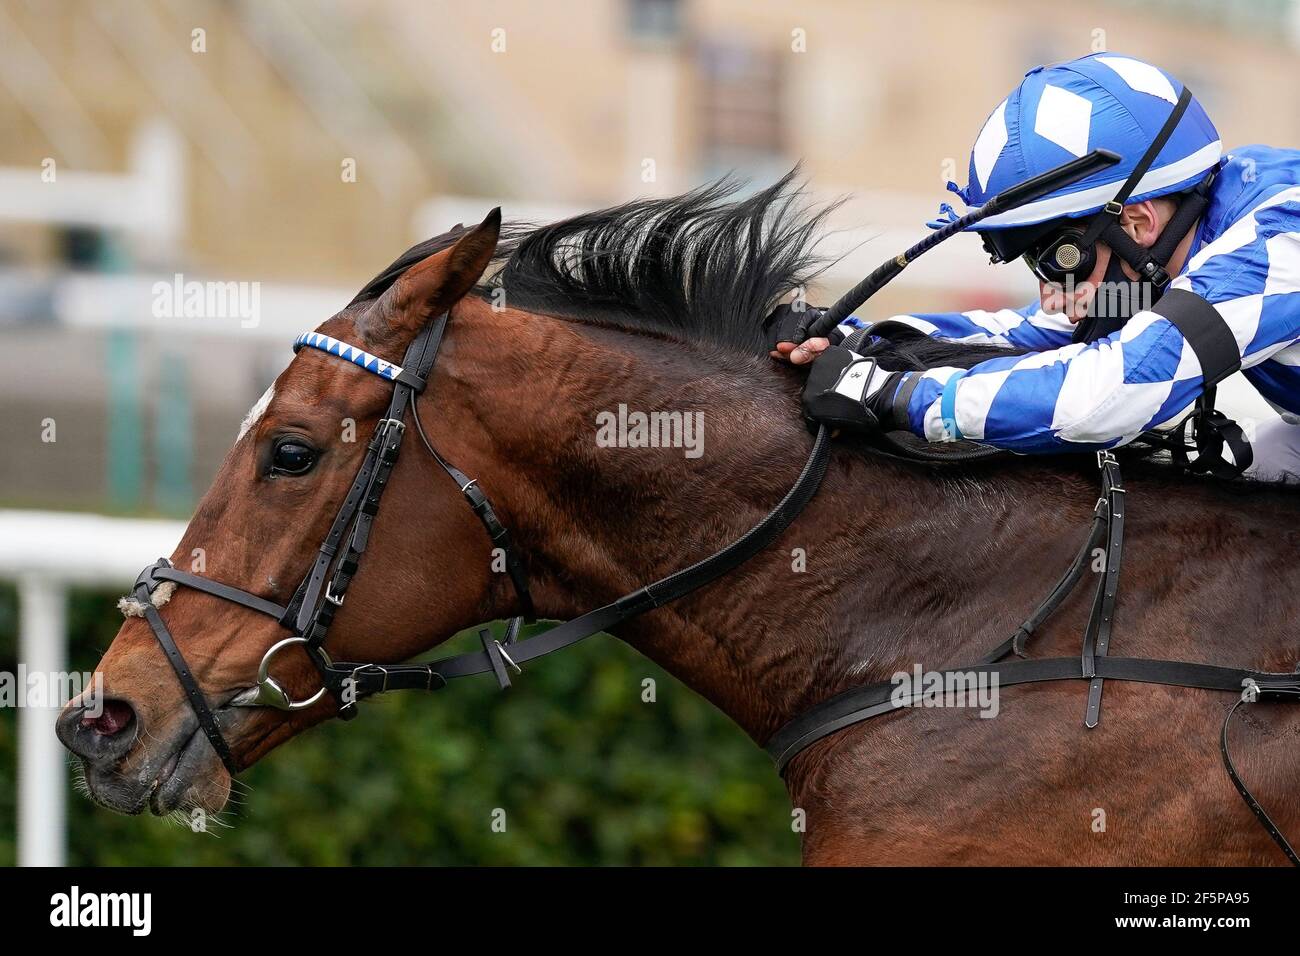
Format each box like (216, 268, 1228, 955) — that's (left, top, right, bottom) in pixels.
(1148, 168, 1215, 263)
(1073, 243, 1145, 343)
(1079, 85, 1194, 249)
(1072, 182, 1208, 345)
(1069, 86, 1213, 343)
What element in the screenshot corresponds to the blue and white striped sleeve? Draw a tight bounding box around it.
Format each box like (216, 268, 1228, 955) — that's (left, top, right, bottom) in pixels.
(899, 188, 1300, 453)
(830, 301, 1075, 350)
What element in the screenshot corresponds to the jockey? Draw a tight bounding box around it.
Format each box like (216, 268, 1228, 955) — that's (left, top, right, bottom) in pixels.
(779, 53, 1300, 482)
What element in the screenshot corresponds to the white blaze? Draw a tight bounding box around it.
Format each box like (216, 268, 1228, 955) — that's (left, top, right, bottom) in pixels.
(238, 384, 275, 441)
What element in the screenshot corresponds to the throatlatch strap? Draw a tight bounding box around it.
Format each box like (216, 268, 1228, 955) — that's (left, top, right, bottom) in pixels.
(417, 436, 537, 622)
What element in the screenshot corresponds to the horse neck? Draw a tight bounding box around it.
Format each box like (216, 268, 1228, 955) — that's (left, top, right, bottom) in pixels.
(436, 305, 1101, 743)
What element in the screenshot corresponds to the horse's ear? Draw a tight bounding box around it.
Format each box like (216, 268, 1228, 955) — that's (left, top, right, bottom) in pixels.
(362, 208, 501, 344)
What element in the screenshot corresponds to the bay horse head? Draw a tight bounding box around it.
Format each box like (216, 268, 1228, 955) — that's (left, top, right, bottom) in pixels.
(56, 176, 836, 821)
(56, 210, 533, 815)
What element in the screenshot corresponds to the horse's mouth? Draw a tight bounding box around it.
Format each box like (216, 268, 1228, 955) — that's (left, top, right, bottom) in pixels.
(74, 706, 241, 818)
(146, 726, 208, 815)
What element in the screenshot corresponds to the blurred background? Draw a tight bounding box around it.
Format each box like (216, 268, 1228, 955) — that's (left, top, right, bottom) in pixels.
(1, 0, 1296, 866)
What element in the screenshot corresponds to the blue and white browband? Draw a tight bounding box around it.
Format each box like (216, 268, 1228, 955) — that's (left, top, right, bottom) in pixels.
(293, 332, 403, 382)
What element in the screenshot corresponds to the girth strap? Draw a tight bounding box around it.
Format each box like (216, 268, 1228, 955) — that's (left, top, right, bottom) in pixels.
(766, 655, 1300, 774)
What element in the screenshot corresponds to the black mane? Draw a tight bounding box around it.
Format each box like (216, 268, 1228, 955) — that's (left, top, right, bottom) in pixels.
(486, 171, 841, 353)
(351, 170, 1029, 370)
(350, 179, 1299, 493)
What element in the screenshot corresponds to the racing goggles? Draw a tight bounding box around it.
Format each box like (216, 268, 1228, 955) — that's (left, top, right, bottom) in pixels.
(980, 220, 1097, 285)
(1020, 228, 1098, 284)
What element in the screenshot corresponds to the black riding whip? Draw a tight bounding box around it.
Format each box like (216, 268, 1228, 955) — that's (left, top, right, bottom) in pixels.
(793, 148, 1123, 344)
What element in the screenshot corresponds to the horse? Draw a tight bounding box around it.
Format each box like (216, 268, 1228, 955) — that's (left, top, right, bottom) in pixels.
(57, 173, 1300, 865)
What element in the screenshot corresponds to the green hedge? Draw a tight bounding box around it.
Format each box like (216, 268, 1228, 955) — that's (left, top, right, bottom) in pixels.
(0, 584, 798, 866)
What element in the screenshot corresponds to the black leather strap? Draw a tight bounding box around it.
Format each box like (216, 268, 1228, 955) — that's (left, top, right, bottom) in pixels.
(293, 313, 449, 640)
(976, 504, 1107, 665)
(290, 422, 392, 634)
(1221, 688, 1300, 865)
(328, 426, 832, 699)
(145, 562, 286, 620)
(1148, 170, 1215, 265)
(1152, 283, 1253, 480)
(1099, 219, 1171, 288)
(306, 415, 407, 652)
(479, 627, 516, 690)
(1082, 452, 1125, 727)
(766, 655, 1300, 774)
(1152, 288, 1241, 388)
(134, 579, 239, 777)
(413, 431, 537, 621)
(1171, 389, 1255, 479)
(889, 373, 923, 434)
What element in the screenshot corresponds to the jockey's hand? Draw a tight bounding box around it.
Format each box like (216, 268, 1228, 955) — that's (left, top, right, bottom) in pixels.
(801, 347, 904, 432)
(771, 337, 831, 365)
(765, 304, 832, 364)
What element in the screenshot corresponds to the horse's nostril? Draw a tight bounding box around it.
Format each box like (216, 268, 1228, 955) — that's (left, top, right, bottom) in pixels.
(81, 699, 135, 736)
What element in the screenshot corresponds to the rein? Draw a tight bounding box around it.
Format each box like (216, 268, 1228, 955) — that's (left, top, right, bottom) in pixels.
(129, 310, 1300, 865)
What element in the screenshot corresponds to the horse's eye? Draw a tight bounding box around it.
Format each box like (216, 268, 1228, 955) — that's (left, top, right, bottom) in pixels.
(270, 439, 317, 476)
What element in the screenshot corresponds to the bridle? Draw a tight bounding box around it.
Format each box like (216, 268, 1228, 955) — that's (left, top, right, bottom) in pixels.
(129, 307, 830, 773)
(128, 308, 1300, 865)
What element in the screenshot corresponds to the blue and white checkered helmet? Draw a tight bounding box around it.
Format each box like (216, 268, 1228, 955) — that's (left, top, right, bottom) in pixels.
(942, 54, 1221, 231)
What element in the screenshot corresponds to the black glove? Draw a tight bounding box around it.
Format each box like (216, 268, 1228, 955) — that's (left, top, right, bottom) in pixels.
(764, 303, 828, 350)
(801, 347, 904, 432)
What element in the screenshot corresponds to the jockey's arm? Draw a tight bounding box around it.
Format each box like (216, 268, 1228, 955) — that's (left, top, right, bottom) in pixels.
(776, 301, 1075, 363)
(838, 302, 1076, 349)
(897, 196, 1300, 453)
